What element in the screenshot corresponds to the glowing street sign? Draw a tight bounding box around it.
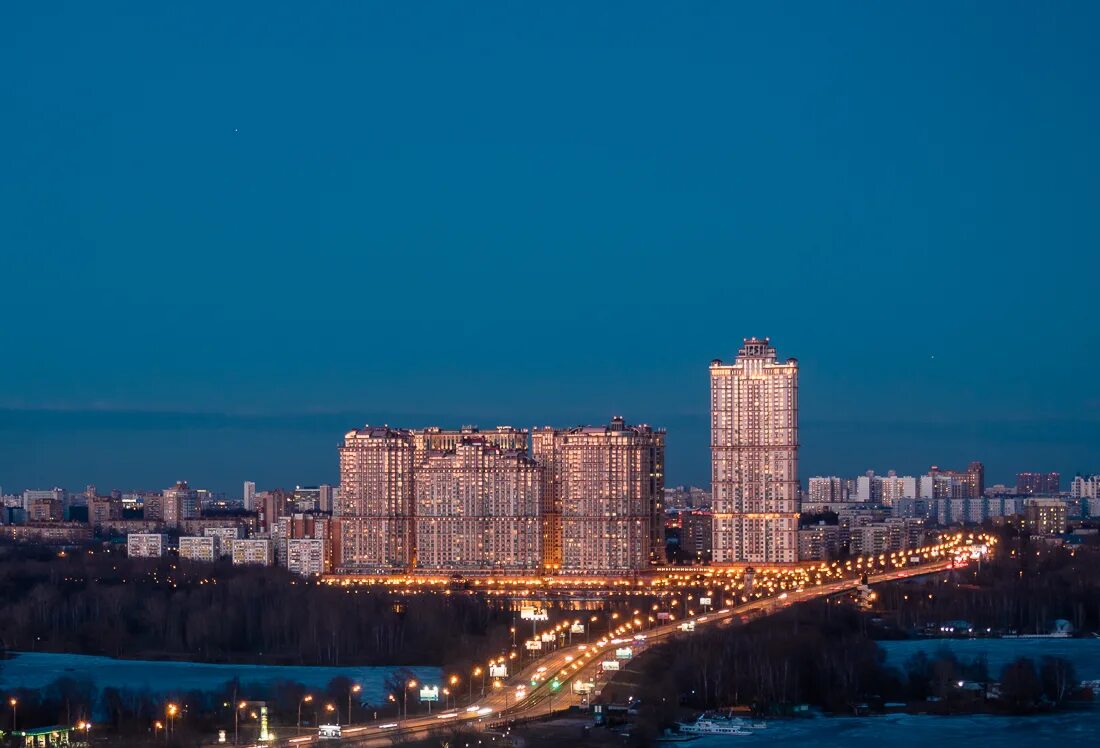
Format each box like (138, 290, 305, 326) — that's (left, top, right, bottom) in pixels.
(699, 597, 712, 606)
(615, 647, 633, 659)
(570, 623, 585, 634)
(525, 640, 543, 651)
(489, 664, 508, 678)
(540, 632, 555, 642)
(601, 660, 620, 671)
(419, 686, 439, 702)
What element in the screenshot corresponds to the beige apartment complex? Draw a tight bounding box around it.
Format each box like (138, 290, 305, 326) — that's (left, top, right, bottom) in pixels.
(337, 421, 664, 575)
(532, 417, 665, 575)
(710, 337, 800, 564)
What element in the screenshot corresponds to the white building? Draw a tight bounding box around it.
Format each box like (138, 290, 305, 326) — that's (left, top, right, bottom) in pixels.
(881, 474, 918, 506)
(286, 538, 326, 576)
(127, 533, 166, 558)
(22, 488, 64, 512)
(231, 538, 273, 566)
(243, 481, 257, 512)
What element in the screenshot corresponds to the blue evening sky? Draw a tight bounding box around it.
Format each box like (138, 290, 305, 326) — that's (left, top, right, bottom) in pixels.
(2, 2, 1098, 494)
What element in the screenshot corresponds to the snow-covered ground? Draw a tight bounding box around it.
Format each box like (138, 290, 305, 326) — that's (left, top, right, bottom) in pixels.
(0, 651, 440, 705)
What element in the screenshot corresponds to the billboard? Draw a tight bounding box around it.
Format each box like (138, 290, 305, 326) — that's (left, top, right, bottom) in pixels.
(699, 597, 712, 606)
(656, 611, 670, 620)
(540, 632, 555, 642)
(525, 640, 543, 651)
(520, 608, 549, 621)
(601, 660, 620, 671)
(489, 664, 508, 678)
(419, 686, 439, 702)
(615, 647, 633, 659)
(570, 623, 585, 634)
(679, 621, 695, 632)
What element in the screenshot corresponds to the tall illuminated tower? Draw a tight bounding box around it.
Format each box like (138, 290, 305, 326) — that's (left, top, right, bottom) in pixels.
(710, 337, 799, 564)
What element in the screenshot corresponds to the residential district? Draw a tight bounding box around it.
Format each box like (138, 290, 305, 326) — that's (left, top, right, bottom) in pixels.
(2, 339, 1095, 578)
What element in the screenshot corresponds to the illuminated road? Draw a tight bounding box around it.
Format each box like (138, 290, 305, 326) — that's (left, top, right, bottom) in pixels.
(263, 548, 978, 747)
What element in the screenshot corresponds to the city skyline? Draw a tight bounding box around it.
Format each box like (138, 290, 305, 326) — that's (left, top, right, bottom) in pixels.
(3, 3, 1099, 493)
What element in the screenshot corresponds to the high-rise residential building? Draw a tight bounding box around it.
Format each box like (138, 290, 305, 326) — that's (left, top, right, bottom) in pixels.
(338, 426, 415, 571)
(28, 498, 63, 522)
(1016, 472, 1061, 496)
(1071, 475, 1099, 500)
(22, 488, 64, 512)
(179, 535, 220, 562)
(881, 473, 918, 506)
(928, 462, 984, 500)
(287, 538, 326, 576)
(231, 538, 274, 566)
(680, 510, 713, 562)
(807, 477, 846, 504)
(243, 481, 257, 512)
(710, 337, 799, 564)
(1024, 498, 1067, 536)
(318, 484, 334, 513)
(87, 496, 122, 528)
(162, 481, 200, 528)
(532, 417, 665, 574)
(127, 533, 166, 558)
(797, 523, 841, 561)
(414, 438, 544, 572)
(202, 526, 244, 558)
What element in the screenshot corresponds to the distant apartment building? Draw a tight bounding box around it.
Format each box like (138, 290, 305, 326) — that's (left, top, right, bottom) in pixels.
(231, 538, 274, 566)
(87, 496, 122, 529)
(1016, 472, 1061, 496)
(856, 472, 883, 503)
(414, 438, 544, 573)
(179, 535, 220, 562)
(243, 481, 257, 511)
(4, 522, 93, 545)
(286, 538, 326, 576)
(162, 481, 200, 528)
(202, 525, 245, 558)
(881, 474, 918, 506)
(807, 477, 846, 505)
(926, 462, 985, 500)
(1024, 498, 1067, 536)
(797, 523, 840, 561)
(680, 511, 713, 562)
(533, 417, 665, 574)
(1071, 476, 1100, 517)
(710, 337, 799, 564)
(127, 533, 166, 558)
(22, 488, 64, 512)
(28, 497, 63, 522)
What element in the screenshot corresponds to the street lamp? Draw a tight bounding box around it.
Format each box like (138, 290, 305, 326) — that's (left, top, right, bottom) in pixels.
(166, 703, 178, 740)
(8, 698, 16, 733)
(297, 694, 313, 734)
(404, 680, 417, 720)
(325, 703, 337, 724)
(154, 721, 164, 740)
(471, 667, 481, 700)
(234, 701, 246, 744)
(348, 684, 360, 726)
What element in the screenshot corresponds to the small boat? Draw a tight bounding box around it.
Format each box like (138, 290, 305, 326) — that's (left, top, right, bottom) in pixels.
(676, 718, 754, 736)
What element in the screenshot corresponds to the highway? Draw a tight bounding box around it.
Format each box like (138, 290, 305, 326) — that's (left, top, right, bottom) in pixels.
(265, 551, 973, 747)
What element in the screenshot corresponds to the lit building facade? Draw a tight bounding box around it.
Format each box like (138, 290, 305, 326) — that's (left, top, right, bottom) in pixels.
(231, 538, 274, 566)
(337, 427, 415, 571)
(179, 535, 220, 562)
(162, 481, 200, 528)
(287, 538, 326, 576)
(710, 337, 799, 564)
(1024, 498, 1067, 536)
(414, 438, 544, 572)
(532, 417, 665, 575)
